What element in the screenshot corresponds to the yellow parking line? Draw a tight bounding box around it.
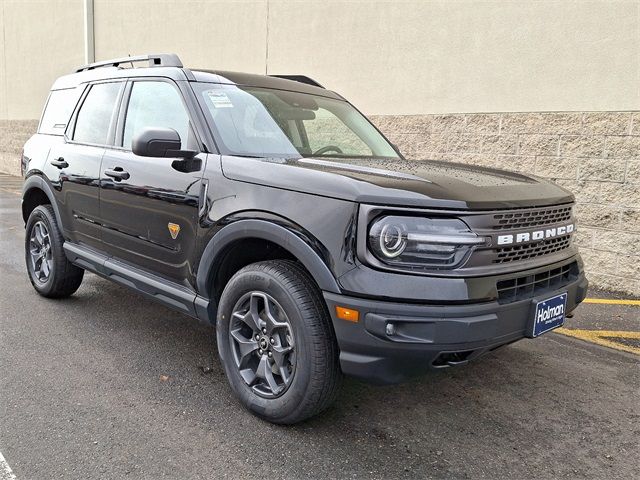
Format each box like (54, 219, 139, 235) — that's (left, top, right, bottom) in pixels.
(555, 328, 640, 355)
(583, 298, 640, 306)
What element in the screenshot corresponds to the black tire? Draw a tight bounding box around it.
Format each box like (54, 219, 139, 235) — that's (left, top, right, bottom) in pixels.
(25, 204, 84, 298)
(216, 260, 341, 424)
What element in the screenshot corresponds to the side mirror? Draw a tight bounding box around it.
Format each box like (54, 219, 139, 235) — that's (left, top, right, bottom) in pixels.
(132, 127, 196, 159)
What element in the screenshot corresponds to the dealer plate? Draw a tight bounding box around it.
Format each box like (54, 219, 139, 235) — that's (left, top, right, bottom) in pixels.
(532, 292, 567, 337)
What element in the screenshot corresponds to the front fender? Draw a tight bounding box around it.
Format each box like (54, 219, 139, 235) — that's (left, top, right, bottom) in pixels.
(196, 218, 342, 298)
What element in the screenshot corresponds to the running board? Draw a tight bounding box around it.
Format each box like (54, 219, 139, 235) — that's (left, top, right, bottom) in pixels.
(63, 242, 212, 322)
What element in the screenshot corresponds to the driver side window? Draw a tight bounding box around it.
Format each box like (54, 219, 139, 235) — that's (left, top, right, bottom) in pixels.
(122, 81, 196, 151)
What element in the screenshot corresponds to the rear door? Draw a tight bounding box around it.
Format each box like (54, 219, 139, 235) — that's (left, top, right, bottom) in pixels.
(99, 79, 205, 284)
(45, 81, 124, 250)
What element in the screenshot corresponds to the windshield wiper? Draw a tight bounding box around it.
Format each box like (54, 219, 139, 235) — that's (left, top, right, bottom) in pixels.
(231, 154, 303, 160)
(310, 154, 399, 160)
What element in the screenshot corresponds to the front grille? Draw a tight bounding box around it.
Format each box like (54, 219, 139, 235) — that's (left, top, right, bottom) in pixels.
(496, 262, 577, 304)
(460, 203, 576, 269)
(492, 205, 572, 230)
(493, 235, 572, 264)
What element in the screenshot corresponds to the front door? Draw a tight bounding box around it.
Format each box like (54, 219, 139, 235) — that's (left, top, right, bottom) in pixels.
(99, 79, 205, 285)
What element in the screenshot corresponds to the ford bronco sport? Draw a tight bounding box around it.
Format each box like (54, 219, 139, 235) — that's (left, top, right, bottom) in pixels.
(22, 54, 588, 424)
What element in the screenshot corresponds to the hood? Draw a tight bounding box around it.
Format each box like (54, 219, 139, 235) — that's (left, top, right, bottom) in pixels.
(221, 156, 574, 210)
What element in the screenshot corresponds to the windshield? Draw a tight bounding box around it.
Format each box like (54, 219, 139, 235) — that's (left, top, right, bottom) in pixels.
(194, 83, 400, 159)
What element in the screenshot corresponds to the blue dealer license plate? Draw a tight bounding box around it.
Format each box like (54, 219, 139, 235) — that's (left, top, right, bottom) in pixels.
(532, 293, 567, 337)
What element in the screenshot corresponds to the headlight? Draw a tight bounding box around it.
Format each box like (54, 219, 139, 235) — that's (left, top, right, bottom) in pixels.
(368, 216, 488, 270)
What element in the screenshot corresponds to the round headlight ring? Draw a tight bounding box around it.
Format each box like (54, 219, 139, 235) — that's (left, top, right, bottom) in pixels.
(379, 223, 406, 258)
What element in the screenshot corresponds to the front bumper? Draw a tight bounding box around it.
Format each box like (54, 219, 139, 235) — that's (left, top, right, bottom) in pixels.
(324, 265, 588, 384)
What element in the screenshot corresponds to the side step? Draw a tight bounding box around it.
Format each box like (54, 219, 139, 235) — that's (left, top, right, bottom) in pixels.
(63, 242, 211, 322)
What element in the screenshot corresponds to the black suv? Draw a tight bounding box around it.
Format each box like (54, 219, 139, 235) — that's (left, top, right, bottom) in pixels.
(22, 54, 587, 424)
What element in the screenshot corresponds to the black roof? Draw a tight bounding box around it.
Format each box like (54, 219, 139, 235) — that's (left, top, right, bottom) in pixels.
(52, 53, 342, 100)
(190, 70, 341, 99)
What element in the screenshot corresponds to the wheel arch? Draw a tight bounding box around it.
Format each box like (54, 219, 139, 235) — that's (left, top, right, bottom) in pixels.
(196, 219, 341, 305)
(21, 175, 63, 227)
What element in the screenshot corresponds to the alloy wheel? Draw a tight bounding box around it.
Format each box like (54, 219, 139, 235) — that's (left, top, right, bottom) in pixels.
(229, 291, 296, 398)
(29, 220, 53, 283)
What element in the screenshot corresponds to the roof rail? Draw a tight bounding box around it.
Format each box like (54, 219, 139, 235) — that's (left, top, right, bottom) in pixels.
(74, 53, 183, 73)
(269, 75, 324, 89)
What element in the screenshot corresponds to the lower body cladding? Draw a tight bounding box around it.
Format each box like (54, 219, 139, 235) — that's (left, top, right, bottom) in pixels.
(323, 266, 588, 385)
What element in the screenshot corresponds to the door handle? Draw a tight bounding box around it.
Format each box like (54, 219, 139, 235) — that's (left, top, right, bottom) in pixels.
(104, 167, 130, 181)
(50, 157, 69, 169)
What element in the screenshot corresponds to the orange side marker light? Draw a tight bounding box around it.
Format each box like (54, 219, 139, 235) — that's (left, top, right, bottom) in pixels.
(336, 306, 359, 322)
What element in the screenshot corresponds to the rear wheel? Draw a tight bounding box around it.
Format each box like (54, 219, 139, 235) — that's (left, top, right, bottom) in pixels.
(216, 260, 341, 424)
(25, 205, 84, 298)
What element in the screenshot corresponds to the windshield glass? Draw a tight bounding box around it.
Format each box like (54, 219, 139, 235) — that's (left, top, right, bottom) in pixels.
(194, 83, 400, 159)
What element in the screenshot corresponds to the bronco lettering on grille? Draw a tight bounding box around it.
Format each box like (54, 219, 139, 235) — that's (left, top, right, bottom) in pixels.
(497, 224, 575, 246)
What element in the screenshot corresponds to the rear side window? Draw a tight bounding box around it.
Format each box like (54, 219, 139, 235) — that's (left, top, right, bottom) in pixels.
(38, 88, 82, 136)
(73, 82, 122, 145)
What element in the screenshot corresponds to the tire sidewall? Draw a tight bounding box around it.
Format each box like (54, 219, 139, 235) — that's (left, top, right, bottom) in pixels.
(25, 206, 61, 295)
(217, 267, 317, 422)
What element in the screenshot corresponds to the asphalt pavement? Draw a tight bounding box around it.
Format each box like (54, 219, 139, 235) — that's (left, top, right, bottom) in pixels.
(0, 174, 638, 479)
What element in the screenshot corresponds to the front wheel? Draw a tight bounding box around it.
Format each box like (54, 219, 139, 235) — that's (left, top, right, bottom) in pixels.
(216, 260, 341, 424)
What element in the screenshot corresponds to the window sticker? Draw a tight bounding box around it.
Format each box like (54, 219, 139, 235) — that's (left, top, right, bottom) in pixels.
(205, 91, 234, 108)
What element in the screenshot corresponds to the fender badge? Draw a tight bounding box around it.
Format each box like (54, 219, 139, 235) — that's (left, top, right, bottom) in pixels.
(168, 223, 181, 240)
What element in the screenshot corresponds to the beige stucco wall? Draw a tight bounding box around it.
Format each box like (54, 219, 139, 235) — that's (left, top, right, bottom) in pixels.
(1, 0, 639, 119)
(266, 0, 640, 115)
(93, 0, 268, 76)
(0, 0, 84, 120)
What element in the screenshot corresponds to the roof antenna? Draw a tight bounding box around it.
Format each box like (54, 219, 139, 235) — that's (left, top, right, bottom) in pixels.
(128, 53, 134, 69)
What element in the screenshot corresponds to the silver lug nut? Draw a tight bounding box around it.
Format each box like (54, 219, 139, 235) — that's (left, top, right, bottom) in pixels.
(268, 351, 272, 357)
(262, 328, 267, 334)
(258, 349, 263, 355)
(255, 334, 260, 341)
(270, 337, 275, 344)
